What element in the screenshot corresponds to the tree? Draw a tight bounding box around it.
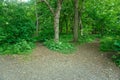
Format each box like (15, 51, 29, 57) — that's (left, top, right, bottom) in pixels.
(73, 0, 79, 42)
(40, 0, 63, 42)
(35, 0, 39, 36)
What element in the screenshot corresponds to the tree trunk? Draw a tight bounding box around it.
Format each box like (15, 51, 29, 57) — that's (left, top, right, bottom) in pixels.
(79, 15, 83, 36)
(73, 0, 79, 42)
(54, 0, 62, 42)
(35, 0, 39, 37)
(54, 15, 60, 42)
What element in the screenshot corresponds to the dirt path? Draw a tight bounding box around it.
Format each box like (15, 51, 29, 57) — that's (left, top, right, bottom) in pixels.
(0, 42, 120, 80)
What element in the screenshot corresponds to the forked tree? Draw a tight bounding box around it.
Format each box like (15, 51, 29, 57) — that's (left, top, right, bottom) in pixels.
(40, 0, 63, 42)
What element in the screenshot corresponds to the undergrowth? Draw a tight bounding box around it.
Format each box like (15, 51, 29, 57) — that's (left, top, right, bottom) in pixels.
(44, 39, 76, 54)
(100, 36, 120, 67)
(60, 34, 96, 44)
(0, 39, 35, 55)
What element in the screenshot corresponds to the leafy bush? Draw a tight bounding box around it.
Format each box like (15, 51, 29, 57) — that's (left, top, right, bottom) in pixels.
(0, 2, 35, 54)
(100, 37, 115, 51)
(44, 40, 76, 54)
(83, 0, 120, 36)
(0, 39, 35, 54)
(112, 41, 120, 67)
(112, 52, 120, 67)
(100, 36, 120, 51)
(113, 40, 120, 51)
(100, 36, 120, 67)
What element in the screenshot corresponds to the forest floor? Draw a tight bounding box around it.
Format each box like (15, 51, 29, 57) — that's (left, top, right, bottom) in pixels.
(0, 42, 120, 80)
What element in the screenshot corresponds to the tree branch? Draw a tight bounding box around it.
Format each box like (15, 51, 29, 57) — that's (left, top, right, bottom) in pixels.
(42, 0, 55, 15)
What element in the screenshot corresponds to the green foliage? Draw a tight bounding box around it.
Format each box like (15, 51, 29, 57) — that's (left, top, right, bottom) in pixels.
(38, 27, 54, 42)
(0, 0, 120, 68)
(60, 0, 74, 34)
(82, 0, 120, 67)
(60, 34, 95, 44)
(112, 40, 120, 67)
(112, 52, 120, 67)
(100, 37, 115, 51)
(0, 39, 35, 54)
(100, 36, 120, 52)
(78, 35, 96, 44)
(44, 40, 76, 54)
(100, 36, 120, 66)
(60, 34, 73, 42)
(83, 0, 120, 35)
(36, 2, 54, 42)
(0, 1, 35, 54)
(113, 40, 120, 51)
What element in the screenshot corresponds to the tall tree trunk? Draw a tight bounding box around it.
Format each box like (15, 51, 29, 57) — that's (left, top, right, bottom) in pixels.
(54, 0, 62, 42)
(54, 13, 60, 42)
(35, 0, 39, 36)
(73, 0, 79, 42)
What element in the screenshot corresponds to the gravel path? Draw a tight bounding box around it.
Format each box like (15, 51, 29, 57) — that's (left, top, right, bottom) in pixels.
(0, 43, 120, 80)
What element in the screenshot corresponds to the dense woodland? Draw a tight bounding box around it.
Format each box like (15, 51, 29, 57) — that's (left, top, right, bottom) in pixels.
(0, 0, 120, 66)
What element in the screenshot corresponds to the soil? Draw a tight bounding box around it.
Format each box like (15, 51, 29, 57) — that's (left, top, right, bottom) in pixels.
(0, 42, 120, 80)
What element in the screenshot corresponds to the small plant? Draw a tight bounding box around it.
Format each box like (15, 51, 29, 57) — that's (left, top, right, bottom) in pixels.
(113, 40, 120, 51)
(112, 41, 120, 67)
(44, 39, 76, 54)
(112, 52, 120, 67)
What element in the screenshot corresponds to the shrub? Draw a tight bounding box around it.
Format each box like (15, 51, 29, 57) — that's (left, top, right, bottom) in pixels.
(100, 36, 115, 51)
(0, 39, 35, 54)
(0, 2, 35, 54)
(113, 40, 120, 51)
(44, 40, 76, 54)
(112, 52, 120, 67)
(100, 36, 120, 51)
(100, 36, 120, 67)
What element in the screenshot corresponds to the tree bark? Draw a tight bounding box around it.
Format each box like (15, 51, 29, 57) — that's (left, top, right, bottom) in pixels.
(54, 0, 62, 42)
(73, 0, 79, 42)
(35, 0, 39, 36)
(79, 14, 83, 36)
